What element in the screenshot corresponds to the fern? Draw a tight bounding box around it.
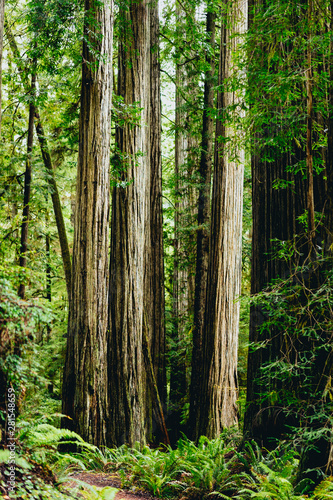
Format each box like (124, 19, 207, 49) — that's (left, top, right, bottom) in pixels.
(313, 477, 333, 500)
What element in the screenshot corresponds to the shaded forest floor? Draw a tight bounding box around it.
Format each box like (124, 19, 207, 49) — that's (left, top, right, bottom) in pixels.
(63, 472, 157, 500)
(1, 427, 333, 499)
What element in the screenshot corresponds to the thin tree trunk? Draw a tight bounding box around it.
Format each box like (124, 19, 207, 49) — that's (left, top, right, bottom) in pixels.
(295, 0, 333, 482)
(35, 115, 71, 299)
(5, 18, 72, 299)
(18, 70, 36, 299)
(188, 8, 216, 440)
(197, 0, 246, 439)
(46, 232, 51, 303)
(306, 0, 315, 254)
(62, 0, 113, 447)
(108, 0, 151, 447)
(327, 0, 333, 252)
(45, 218, 52, 341)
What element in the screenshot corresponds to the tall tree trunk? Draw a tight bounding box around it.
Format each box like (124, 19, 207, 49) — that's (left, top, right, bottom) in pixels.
(295, 0, 333, 482)
(188, 8, 216, 440)
(45, 215, 52, 341)
(327, 0, 333, 252)
(243, 0, 329, 456)
(18, 70, 36, 299)
(108, 0, 151, 447)
(62, 0, 113, 447)
(148, 0, 167, 443)
(169, 0, 198, 442)
(196, 0, 246, 440)
(5, 19, 72, 299)
(306, 0, 315, 255)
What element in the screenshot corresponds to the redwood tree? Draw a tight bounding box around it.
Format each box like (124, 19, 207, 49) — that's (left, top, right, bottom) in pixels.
(192, 0, 246, 440)
(188, 6, 216, 439)
(108, 0, 166, 446)
(244, 0, 333, 483)
(62, 0, 113, 447)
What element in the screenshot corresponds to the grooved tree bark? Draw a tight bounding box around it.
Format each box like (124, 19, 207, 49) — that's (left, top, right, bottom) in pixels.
(188, 7, 216, 440)
(169, 1, 198, 442)
(62, 0, 113, 447)
(195, 0, 246, 440)
(108, 0, 166, 447)
(148, 0, 167, 442)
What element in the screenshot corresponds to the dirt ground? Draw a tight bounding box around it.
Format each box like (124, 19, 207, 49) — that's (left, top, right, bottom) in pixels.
(64, 471, 157, 500)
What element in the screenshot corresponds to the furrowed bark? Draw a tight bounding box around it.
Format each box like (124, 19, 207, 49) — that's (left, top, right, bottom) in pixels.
(62, 0, 113, 447)
(148, 0, 167, 443)
(108, 0, 151, 447)
(188, 8, 216, 441)
(197, 0, 246, 439)
(327, 0, 333, 252)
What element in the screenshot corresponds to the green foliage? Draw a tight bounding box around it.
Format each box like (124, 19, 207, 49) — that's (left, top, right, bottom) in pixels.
(243, 0, 329, 164)
(94, 433, 245, 498)
(0, 449, 72, 499)
(0, 426, 119, 499)
(313, 478, 333, 500)
(0, 278, 53, 391)
(79, 485, 118, 500)
(250, 255, 333, 479)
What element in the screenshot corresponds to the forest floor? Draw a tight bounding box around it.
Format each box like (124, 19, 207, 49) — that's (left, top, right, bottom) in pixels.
(63, 471, 157, 500)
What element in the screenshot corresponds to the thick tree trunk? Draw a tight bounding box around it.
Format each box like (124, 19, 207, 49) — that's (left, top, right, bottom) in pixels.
(18, 71, 36, 300)
(169, 1, 198, 442)
(108, 0, 151, 447)
(148, 0, 167, 443)
(62, 0, 113, 447)
(188, 8, 216, 440)
(196, 0, 246, 440)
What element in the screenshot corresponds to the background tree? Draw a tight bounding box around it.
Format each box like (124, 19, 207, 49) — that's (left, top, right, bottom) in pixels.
(0, 0, 4, 133)
(244, 0, 333, 484)
(18, 68, 36, 300)
(5, 19, 73, 299)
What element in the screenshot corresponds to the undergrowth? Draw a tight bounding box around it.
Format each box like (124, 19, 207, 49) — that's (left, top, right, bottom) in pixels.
(1, 422, 333, 499)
